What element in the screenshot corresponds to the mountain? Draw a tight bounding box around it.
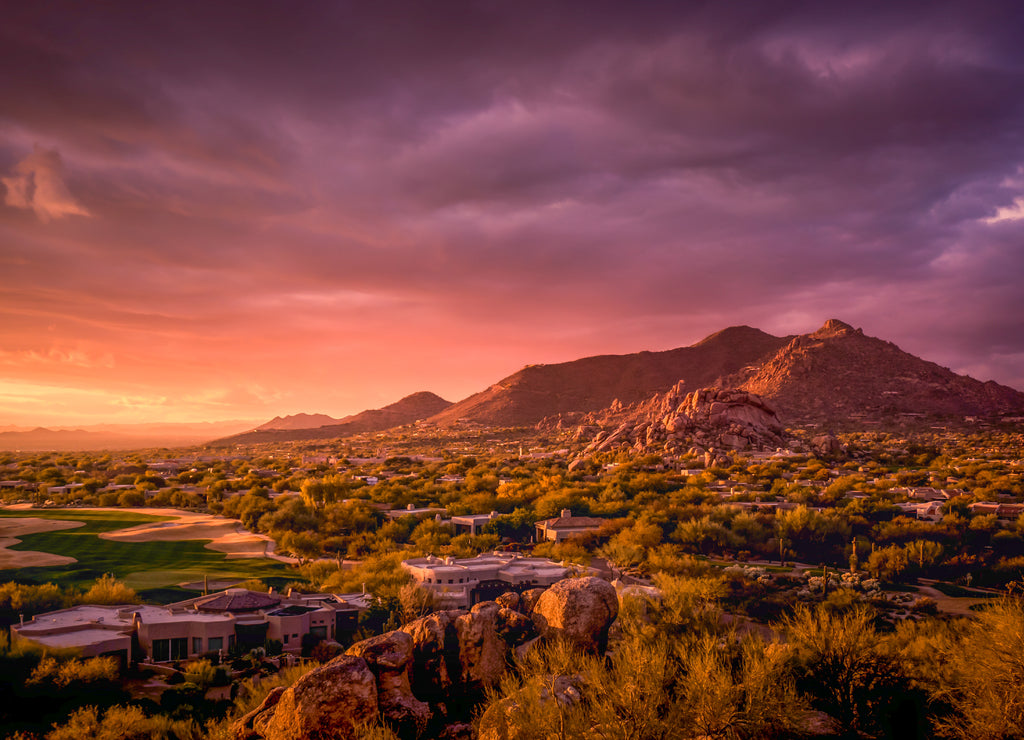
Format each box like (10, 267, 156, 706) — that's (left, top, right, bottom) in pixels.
(561, 319, 1024, 463)
(430, 319, 1024, 431)
(0, 420, 258, 451)
(217, 392, 453, 444)
(256, 413, 342, 431)
(427, 326, 791, 427)
(720, 319, 1024, 424)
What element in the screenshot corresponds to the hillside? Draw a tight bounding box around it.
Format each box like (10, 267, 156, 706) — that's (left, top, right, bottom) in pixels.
(427, 326, 791, 427)
(216, 392, 453, 444)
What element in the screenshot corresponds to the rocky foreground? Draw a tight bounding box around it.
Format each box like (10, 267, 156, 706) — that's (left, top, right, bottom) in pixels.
(232, 577, 618, 740)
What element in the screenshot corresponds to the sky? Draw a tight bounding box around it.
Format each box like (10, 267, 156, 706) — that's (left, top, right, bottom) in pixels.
(2, 1, 1024, 427)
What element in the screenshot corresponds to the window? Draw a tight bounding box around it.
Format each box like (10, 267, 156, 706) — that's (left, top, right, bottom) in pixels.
(283, 634, 289, 644)
(192, 637, 202, 654)
(208, 637, 223, 652)
(170, 637, 188, 660)
(152, 639, 170, 662)
(310, 626, 327, 639)
(448, 579, 453, 584)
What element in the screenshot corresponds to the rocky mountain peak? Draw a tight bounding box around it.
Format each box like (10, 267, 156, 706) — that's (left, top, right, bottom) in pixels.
(813, 318, 858, 337)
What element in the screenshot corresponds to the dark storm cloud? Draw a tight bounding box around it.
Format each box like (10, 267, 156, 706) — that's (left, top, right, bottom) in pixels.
(2, 0, 1024, 423)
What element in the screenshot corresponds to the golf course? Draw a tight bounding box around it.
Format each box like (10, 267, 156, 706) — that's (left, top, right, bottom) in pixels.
(0, 507, 302, 599)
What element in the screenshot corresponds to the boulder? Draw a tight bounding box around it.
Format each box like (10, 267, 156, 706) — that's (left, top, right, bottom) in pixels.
(455, 601, 507, 689)
(494, 591, 521, 612)
(347, 630, 431, 738)
(531, 577, 618, 654)
(400, 611, 460, 702)
(251, 654, 378, 740)
(520, 588, 546, 615)
(496, 607, 536, 645)
(477, 675, 584, 740)
(233, 686, 285, 740)
(811, 433, 843, 457)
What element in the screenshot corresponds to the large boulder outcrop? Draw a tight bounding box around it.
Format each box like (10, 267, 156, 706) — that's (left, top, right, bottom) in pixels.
(346, 630, 431, 738)
(245, 655, 378, 740)
(234, 578, 618, 740)
(572, 385, 789, 464)
(531, 577, 619, 653)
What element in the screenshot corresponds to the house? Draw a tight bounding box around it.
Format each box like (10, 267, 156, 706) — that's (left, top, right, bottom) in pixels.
(12, 588, 370, 663)
(451, 511, 499, 536)
(534, 509, 605, 542)
(969, 502, 1024, 521)
(402, 552, 585, 608)
(385, 504, 447, 519)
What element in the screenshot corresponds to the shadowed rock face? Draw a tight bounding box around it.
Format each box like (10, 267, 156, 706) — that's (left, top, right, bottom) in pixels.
(347, 630, 431, 738)
(235, 578, 618, 740)
(400, 611, 461, 702)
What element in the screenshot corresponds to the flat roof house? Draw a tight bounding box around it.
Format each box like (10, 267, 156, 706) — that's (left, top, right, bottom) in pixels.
(402, 552, 583, 608)
(12, 588, 370, 663)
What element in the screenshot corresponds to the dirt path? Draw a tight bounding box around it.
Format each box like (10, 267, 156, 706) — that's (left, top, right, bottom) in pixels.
(916, 579, 996, 617)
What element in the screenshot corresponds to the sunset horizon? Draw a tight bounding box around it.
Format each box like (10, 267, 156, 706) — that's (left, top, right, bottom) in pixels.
(3, 2, 1024, 428)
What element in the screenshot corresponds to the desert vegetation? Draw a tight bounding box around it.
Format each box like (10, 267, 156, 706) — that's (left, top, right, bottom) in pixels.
(1, 424, 1023, 737)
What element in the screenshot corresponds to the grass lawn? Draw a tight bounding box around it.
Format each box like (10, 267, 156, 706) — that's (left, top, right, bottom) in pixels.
(0, 509, 301, 591)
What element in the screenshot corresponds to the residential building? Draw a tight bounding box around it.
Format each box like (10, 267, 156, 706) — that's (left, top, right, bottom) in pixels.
(402, 552, 583, 608)
(451, 511, 499, 536)
(12, 588, 370, 663)
(534, 509, 605, 542)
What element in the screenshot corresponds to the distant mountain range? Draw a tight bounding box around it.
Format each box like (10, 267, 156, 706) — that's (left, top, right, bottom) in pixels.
(215, 392, 453, 445)
(0, 420, 258, 452)
(12, 320, 1023, 451)
(223, 319, 1024, 446)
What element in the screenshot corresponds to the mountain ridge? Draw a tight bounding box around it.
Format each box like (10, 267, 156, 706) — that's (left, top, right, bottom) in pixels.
(427, 325, 791, 427)
(217, 391, 453, 445)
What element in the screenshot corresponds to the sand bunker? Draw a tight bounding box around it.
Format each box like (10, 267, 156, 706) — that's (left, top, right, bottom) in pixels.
(0, 517, 84, 568)
(97, 508, 276, 559)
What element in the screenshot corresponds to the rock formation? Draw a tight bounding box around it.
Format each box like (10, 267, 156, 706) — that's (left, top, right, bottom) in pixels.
(234, 578, 618, 740)
(570, 384, 788, 467)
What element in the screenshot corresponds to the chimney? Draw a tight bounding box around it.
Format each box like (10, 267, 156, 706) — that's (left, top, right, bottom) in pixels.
(560, 509, 571, 518)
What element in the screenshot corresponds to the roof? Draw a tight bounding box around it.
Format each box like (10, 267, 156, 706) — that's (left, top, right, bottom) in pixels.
(537, 515, 605, 530)
(193, 588, 281, 613)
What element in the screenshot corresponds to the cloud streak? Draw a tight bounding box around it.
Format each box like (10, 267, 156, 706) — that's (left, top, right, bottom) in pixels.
(2, 146, 91, 221)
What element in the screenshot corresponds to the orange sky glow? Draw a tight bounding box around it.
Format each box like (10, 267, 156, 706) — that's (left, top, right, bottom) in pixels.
(2, 2, 1024, 428)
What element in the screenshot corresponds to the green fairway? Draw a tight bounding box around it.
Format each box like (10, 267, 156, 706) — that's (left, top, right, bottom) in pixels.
(0, 509, 300, 591)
